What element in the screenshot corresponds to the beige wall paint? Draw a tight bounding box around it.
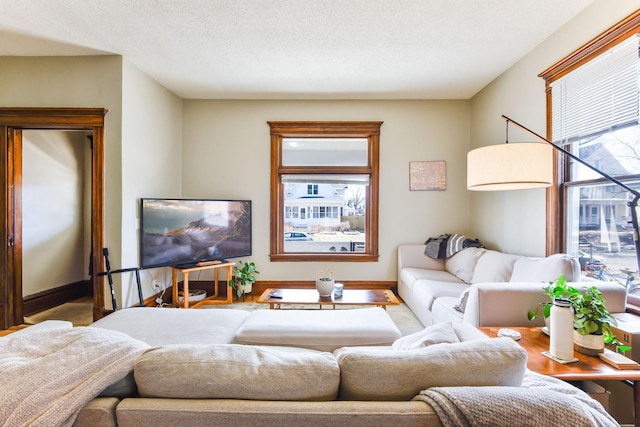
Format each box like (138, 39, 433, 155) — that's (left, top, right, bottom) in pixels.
(469, 0, 640, 256)
(121, 59, 183, 306)
(0, 55, 123, 308)
(182, 100, 470, 282)
(22, 130, 88, 296)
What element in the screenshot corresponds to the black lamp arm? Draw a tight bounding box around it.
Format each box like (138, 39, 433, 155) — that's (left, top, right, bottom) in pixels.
(502, 115, 640, 275)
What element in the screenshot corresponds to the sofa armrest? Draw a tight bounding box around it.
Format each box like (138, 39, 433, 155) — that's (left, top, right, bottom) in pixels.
(461, 281, 628, 327)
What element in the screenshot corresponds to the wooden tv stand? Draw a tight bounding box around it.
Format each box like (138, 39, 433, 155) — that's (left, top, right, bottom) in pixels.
(171, 261, 235, 308)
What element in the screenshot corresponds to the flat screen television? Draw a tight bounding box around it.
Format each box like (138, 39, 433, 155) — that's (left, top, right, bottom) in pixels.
(140, 198, 252, 268)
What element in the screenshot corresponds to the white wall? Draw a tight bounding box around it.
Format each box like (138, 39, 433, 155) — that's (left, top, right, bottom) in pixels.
(21, 130, 87, 296)
(182, 100, 470, 282)
(468, 1, 640, 256)
(121, 59, 183, 306)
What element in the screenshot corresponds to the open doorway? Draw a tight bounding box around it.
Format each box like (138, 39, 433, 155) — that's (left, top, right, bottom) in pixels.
(0, 108, 107, 329)
(21, 130, 93, 317)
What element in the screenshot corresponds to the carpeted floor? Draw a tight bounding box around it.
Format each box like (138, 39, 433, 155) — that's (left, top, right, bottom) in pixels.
(24, 299, 425, 336)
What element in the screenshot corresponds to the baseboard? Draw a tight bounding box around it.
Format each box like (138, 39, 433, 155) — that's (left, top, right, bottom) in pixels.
(23, 280, 92, 316)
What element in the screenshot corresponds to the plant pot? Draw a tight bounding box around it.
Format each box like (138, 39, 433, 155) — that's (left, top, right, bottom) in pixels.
(573, 330, 605, 355)
(238, 282, 252, 295)
(316, 277, 335, 297)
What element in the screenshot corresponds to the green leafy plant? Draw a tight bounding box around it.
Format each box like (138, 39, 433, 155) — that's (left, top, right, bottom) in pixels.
(527, 275, 577, 320)
(229, 260, 259, 298)
(527, 275, 630, 354)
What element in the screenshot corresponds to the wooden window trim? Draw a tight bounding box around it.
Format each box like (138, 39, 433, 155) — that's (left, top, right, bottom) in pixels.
(538, 10, 640, 255)
(268, 121, 382, 262)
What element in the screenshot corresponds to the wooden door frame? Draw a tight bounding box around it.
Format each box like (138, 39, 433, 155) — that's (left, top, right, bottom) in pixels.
(0, 108, 107, 328)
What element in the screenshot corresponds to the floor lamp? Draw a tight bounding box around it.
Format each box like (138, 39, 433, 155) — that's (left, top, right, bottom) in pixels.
(467, 115, 640, 275)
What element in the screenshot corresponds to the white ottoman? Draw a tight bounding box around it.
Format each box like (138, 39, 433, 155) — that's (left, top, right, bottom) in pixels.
(90, 307, 252, 346)
(232, 307, 402, 351)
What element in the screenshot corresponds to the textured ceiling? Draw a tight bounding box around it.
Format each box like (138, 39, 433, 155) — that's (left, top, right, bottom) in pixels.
(0, 0, 593, 99)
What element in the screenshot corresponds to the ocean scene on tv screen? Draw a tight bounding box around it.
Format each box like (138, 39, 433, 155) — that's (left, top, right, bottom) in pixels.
(141, 199, 251, 268)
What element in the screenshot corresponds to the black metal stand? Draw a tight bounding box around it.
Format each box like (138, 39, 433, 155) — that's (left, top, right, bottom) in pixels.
(97, 248, 144, 310)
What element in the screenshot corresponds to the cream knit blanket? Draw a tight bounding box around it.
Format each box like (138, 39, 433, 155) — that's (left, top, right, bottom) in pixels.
(0, 323, 149, 427)
(413, 371, 619, 427)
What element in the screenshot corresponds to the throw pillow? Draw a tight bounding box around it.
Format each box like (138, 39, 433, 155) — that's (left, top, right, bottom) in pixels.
(445, 247, 486, 283)
(453, 288, 471, 313)
(135, 344, 340, 401)
(392, 321, 460, 350)
(336, 337, 528, 401)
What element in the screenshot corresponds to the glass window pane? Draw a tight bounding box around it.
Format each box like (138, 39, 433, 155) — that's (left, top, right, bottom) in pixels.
(568, 124, 640, 180)
(565, 180, 640, 282)
(283, 177, 366, 253)
(282, 138, 368, 166)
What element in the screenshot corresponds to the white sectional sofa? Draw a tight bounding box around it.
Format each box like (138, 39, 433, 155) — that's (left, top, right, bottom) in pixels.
(397, 244, 628, 327)
(2, 306, 618, 426)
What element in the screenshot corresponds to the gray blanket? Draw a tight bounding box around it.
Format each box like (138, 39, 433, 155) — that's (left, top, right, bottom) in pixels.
(413, 371, 619, 427)
(0, 323, 149, 427)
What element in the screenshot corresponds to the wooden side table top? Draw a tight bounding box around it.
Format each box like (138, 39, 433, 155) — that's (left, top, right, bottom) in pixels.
(479, 327, 640, 382)
(257, 288, 399, 309)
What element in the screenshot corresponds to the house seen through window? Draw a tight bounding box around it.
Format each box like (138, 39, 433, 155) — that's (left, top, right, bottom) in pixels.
(269, 121, 381, 262)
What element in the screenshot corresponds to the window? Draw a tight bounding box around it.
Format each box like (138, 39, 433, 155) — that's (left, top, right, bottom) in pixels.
(268, 121, 382, 262)
(540, 11, 640, 304)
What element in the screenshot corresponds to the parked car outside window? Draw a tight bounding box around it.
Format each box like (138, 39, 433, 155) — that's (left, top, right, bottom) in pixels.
(284, 232, 314, 241)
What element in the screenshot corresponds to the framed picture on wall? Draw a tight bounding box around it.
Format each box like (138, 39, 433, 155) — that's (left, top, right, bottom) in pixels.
(409, 161, 446, 191)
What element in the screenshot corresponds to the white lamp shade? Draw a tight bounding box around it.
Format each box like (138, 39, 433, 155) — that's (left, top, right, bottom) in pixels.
(467, 143, 553, 191)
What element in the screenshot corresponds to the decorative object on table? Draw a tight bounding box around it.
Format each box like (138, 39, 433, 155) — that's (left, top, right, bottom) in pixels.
(570, 285, 620, 355)
(549, 298, 574, 361)
(409, 161, 446, 191)
(528, 275, 630, 357)
(334, 282, 344, 298)
(497, 328, 521, 341)
(229, 260, 259, 299)
(316, 268, 334, 297)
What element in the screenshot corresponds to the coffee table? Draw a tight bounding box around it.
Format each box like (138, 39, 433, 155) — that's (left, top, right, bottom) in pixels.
(480, 326, 640, 427)
(257, 288, 399, 310)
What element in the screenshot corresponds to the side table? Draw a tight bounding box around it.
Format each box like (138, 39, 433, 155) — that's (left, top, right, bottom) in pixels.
(171, 261, 235, 308)
(480, 326, 640, 427)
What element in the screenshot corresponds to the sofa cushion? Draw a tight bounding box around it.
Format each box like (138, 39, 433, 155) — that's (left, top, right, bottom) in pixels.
(335, 337, 527, 401)
(445, 247, 486, 283)
(510, 253, 581, 283)
(433, 297, 465, 323)
(392, 321, 459, 350)
(470, 250, 521, 284)
(401, 268, 462, 292)
(232, 307, 401, 352)
(135, 344, 340, 401)
(90, 307, 251, 346)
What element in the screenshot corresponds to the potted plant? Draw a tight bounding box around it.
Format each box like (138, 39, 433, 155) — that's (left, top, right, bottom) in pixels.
(569, 285, 624, 355)
(316, 268, 334, 297)
(527, 275, 574, 326)
(229, 260, 259, 298)
(528, 275, 630, 355)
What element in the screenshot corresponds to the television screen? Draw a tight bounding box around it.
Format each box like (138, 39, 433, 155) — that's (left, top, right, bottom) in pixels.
(140, 198, 252, 268)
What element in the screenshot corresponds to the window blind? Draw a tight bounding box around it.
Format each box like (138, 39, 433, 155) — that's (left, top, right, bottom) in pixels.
(551, 34, 640, 143)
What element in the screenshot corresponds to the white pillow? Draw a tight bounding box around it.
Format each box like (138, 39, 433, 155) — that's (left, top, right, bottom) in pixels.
(392, 321, 459, 350)
(453, 288, 471, 313)
(445, 247, 486, 283)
